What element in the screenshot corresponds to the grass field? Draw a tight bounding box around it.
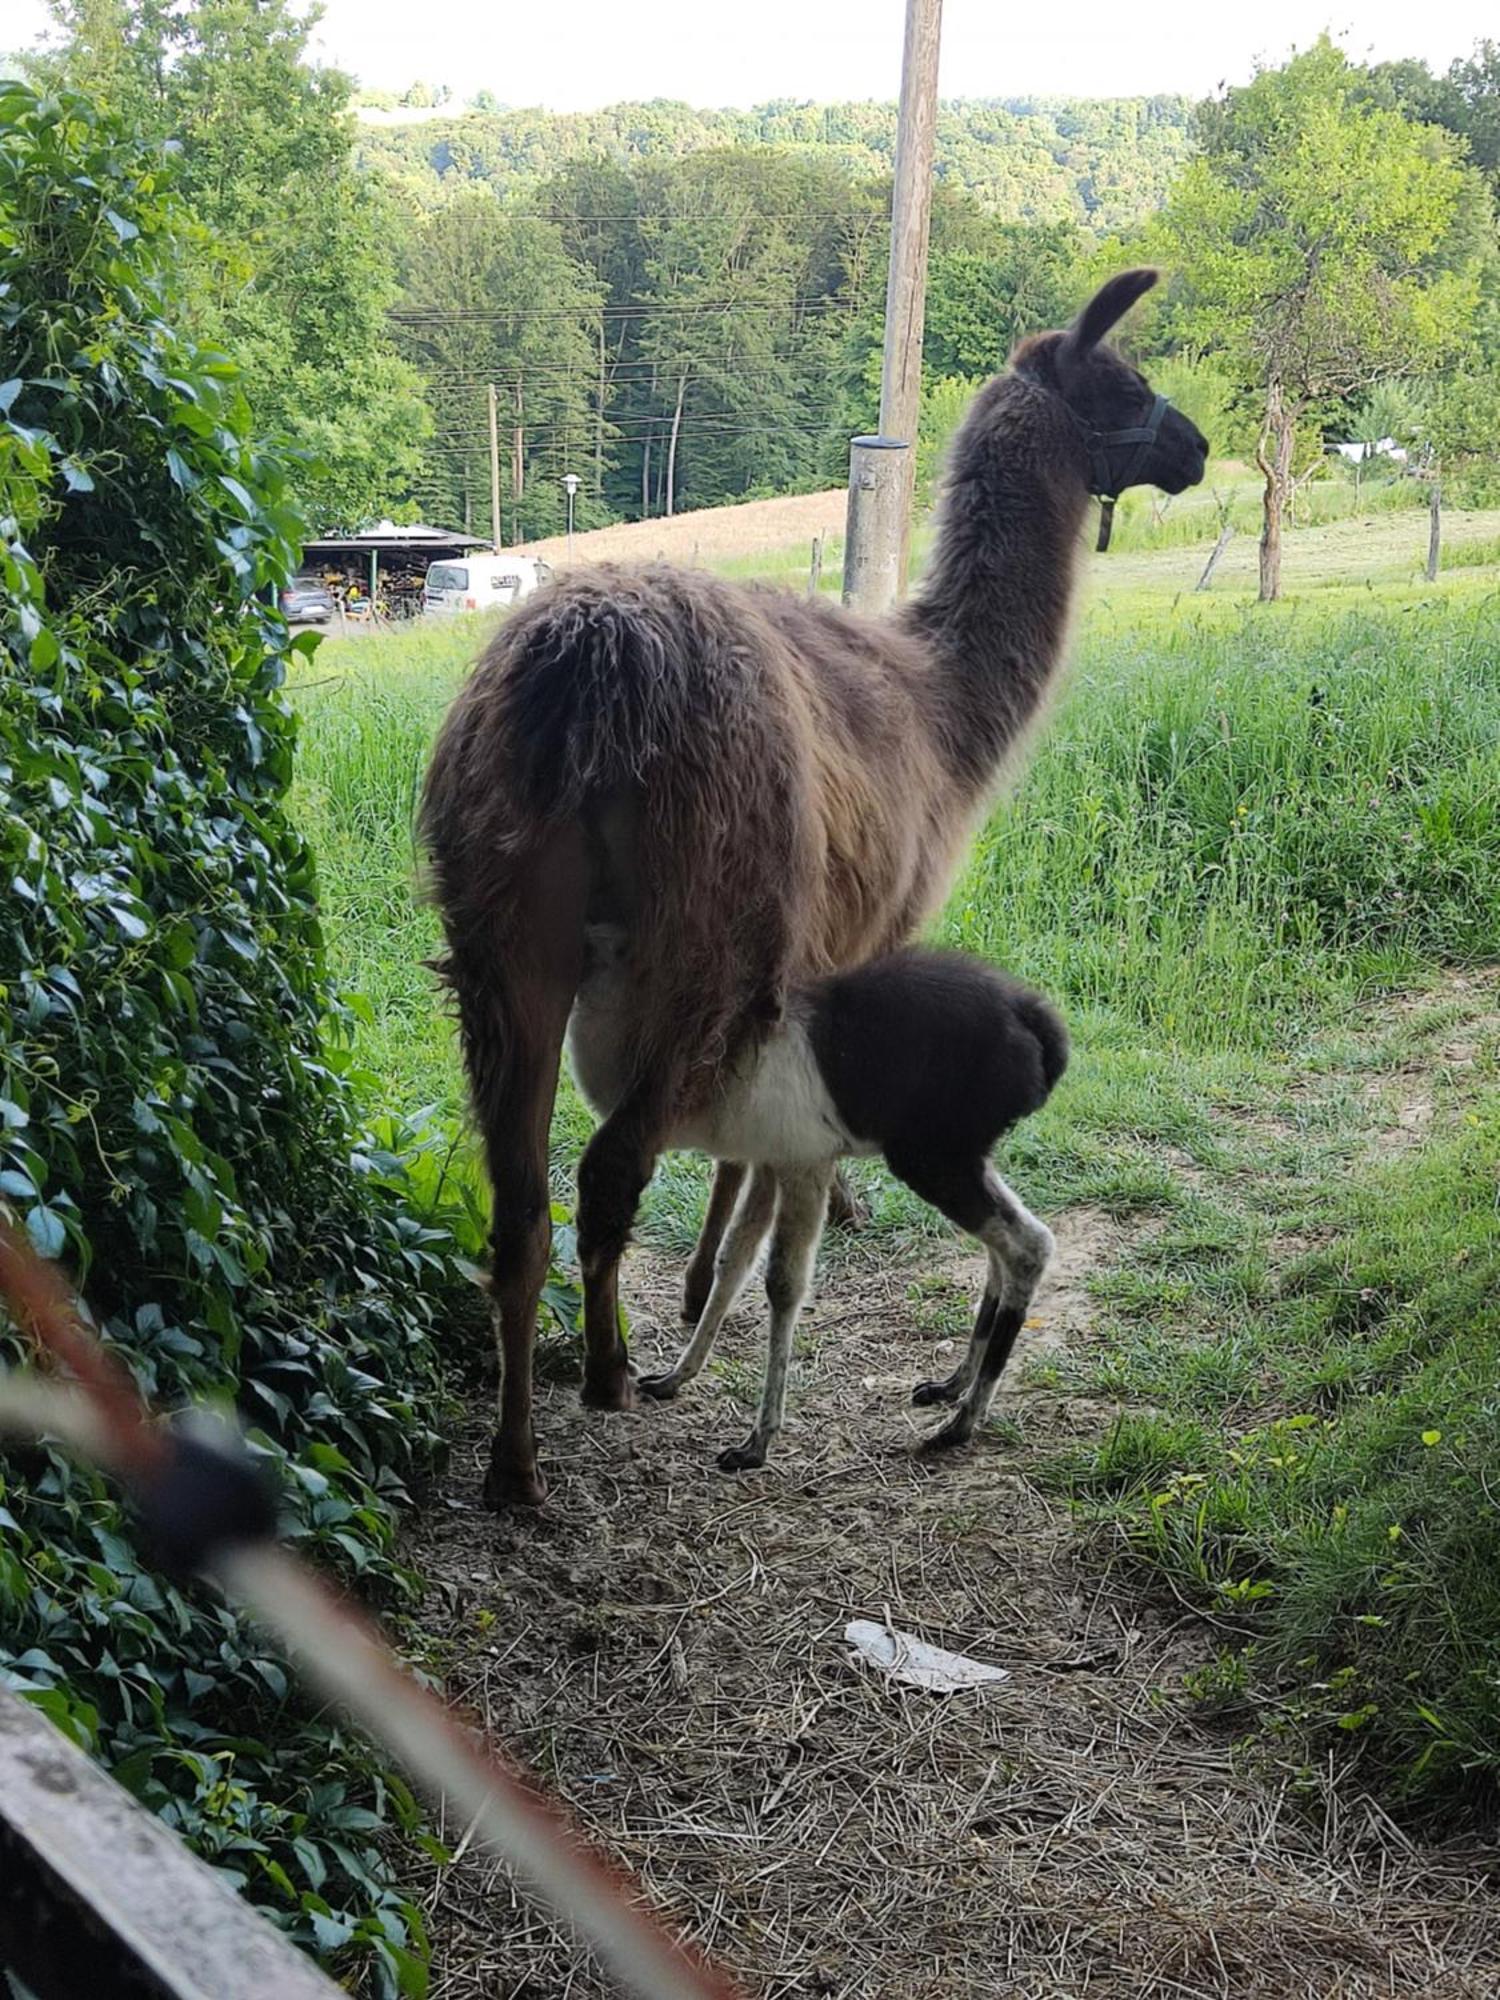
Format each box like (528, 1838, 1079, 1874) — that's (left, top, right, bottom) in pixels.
(290, 490, 1500, 1991)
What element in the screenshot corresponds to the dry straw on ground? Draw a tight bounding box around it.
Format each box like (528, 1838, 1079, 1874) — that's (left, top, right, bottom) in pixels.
(404, 1227, 1500, 1999)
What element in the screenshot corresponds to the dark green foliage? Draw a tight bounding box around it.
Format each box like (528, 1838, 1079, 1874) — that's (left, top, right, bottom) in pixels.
(0, 82, 454, 1989)
(33, 0, 429, 532)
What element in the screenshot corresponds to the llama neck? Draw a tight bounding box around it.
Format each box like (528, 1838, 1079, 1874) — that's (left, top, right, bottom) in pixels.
(903, 375, 1092, 790)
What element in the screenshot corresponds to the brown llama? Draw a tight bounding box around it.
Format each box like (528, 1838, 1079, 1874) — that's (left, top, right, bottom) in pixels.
(421, 268, 1207, 1507)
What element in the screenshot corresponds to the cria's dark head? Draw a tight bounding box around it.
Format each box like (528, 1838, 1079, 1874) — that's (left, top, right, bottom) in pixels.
(1013, 270, 1208, 498)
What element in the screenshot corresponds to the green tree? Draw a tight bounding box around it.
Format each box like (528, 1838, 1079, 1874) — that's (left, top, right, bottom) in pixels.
(36, 0, 428, 529)
(1160, 40, 1486, 599)
(1368, 43, 1500, 190)
(395, 191, 604, 539)
(922, 221, 1082, 377)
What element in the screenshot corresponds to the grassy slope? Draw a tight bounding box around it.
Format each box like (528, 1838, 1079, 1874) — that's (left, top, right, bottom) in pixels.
(290, 495, 1500, 1813)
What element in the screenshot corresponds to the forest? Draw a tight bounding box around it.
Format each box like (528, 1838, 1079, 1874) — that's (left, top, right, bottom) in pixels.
(14, 7, 1499, 549)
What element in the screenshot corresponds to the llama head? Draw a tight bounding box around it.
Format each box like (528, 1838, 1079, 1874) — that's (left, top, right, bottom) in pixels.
(1015, 270, 1209, 498)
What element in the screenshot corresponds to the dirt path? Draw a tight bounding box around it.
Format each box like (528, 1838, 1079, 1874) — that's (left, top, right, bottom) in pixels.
(405, 1215, 1500, 1999)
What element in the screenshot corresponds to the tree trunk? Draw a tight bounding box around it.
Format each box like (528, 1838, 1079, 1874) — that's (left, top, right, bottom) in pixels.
(1426, 473, 1442, 583)
(1257, 377, 1295, 603)
(665, 373, 687, 520)
(641, 429, 652, 519)
(511, 377, 524, 543)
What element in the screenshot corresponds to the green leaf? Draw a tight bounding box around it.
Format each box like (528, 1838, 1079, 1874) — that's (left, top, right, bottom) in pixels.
(24, 1204, 65, 1259)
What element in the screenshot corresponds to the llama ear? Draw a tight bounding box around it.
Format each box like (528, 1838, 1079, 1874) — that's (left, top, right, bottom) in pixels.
(1063, 269, 1159, 357)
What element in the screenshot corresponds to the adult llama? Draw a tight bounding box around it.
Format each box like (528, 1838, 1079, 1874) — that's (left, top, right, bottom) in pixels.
(422, 268, 1208, 1505)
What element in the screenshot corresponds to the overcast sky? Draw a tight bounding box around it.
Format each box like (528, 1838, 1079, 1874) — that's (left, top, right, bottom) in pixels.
(6, 1, 1495, 107)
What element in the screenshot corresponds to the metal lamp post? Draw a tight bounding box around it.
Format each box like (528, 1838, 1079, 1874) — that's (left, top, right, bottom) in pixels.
(562, 472, 580, 562)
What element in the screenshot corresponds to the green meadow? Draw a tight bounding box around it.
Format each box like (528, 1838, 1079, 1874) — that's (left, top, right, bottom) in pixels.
(290, 499, 1500, 1814)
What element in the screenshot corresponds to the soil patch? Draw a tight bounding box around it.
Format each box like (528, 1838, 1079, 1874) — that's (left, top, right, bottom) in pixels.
(404, 1209, 1500, 1998)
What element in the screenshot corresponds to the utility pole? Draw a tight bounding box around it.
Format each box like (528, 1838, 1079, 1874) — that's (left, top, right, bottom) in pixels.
(842, 0, 942, 611)
(487, 382, 502, 551)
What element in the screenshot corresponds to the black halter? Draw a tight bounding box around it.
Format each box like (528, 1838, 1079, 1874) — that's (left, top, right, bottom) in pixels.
(1076, 392, 1171, 552)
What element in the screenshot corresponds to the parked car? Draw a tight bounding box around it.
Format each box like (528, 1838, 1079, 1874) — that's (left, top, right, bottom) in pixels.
(280, 575, 335, 623)
(423, 554, 551, 615)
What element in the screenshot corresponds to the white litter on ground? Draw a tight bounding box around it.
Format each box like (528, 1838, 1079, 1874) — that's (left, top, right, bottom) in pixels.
(844, 1619, 1010, 1693)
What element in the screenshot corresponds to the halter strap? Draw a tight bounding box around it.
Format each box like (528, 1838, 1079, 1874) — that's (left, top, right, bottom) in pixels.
(1071, 392, 1171, 551)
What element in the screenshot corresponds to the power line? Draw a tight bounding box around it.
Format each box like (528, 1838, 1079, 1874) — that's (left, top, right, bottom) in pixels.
(389, 298, 867, 323)
(486, 209, 895, 226)
(417, 417, 839, 451)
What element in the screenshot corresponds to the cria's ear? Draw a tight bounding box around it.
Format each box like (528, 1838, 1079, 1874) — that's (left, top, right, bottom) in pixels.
(1064, 268, 1159, 356)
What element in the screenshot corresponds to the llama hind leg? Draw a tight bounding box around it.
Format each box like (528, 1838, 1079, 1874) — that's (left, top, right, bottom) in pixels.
(927, 1173, 1053, 1451)
(681, 1161, 747, 1323)
(575, 1070, 689, 1410)
(720, 1165, 832, 1472)
(912, 1289, 999, 1407)
(446, 846, 585, 1510)
(888, 1152, 1053, 1452)
(643, 1166, 776, 1400)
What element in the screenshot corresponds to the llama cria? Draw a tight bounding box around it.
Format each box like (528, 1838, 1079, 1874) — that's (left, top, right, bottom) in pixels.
(422, 268, 1207, 1506)
(568, 940, 1068, 1469)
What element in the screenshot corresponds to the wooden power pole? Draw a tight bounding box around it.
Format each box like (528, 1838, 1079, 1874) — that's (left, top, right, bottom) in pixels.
(487, 382, 502, 551)
(843, 0, 942, 612)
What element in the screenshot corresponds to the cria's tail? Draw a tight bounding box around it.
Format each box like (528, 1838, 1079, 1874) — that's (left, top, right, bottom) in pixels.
(1016, 988, 1069, 1098)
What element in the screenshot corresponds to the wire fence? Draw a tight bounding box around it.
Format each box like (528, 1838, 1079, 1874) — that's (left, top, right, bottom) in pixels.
(0, 1220, 745, 2000)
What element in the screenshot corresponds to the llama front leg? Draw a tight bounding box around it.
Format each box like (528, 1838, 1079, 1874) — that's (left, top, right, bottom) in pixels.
(641, 1165, 777, 1400)
(922, 1170, 1054, 1452)
(719, 1164, 832, 1472)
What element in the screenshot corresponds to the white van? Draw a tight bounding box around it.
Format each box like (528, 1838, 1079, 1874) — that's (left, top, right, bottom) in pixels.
(423, 553, 551, 615)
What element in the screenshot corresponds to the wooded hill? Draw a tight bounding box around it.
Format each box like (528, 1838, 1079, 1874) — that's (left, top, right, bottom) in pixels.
(353, 94, 1197, 233)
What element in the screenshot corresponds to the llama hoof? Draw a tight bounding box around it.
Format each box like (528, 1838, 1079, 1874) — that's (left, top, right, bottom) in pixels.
(580, 1367, 637, 1412)
(481, 1451, 547, 1511)
(638, 1370, 682, 1402)
(717, 1439, 767, 1473)
(916, 1417, 972, 1456)
(911, 1377, 961, 1407)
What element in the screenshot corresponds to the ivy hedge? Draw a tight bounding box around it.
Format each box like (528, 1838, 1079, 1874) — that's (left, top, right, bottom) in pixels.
(0, 82, 461, 1992)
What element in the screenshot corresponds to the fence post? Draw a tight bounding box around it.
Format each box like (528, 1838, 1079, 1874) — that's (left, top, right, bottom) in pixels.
(842, 436, 910, 614)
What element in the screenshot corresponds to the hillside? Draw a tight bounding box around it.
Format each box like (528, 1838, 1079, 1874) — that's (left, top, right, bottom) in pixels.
(354, 93, 1196, 231)
(516, 487, 847, 570)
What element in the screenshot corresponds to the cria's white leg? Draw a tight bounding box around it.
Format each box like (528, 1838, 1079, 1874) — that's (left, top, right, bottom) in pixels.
(912, 1287, 998, 1408)
(921, 1172, 1053, 1452)
(719, 1164, 832, 1472)
(639, 1166, 777, 1400)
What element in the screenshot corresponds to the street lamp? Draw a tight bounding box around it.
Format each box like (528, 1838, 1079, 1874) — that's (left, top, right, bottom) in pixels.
(562, 472, 580, 562)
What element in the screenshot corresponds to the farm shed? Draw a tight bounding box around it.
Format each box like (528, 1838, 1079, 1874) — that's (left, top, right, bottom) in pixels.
(299, 519, 491, 620)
